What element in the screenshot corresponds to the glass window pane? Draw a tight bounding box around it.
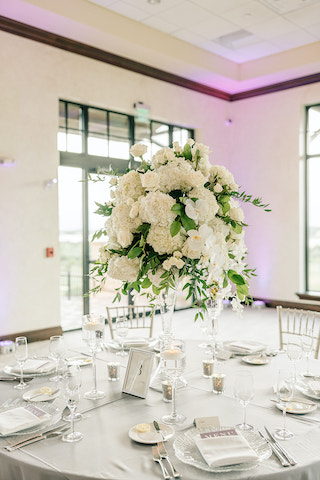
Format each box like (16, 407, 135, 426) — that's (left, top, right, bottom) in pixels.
(67, 132, 82, 153)
(88, 108, 107, 135)
(307, 106, 320, 155)
(109, 112, 129, 138)
(59, 101, 66, 128)
(109, 138, 130, 159)
(135, 122, 150, 143)
(173, 127, 191, 145)
(307, 157, 320, 292)
(58, 166, 83, 330)
(151, 122, 169, 149)
(57, 129, 66, 151)
(88, 135, 108, 157)
(67, 104, 83, 131)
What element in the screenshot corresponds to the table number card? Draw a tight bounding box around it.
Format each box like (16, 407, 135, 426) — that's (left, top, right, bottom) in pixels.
(122, 348, 155, 398)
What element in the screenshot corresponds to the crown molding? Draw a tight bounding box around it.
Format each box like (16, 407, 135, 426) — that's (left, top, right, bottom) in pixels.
(0, 15, 319, 102)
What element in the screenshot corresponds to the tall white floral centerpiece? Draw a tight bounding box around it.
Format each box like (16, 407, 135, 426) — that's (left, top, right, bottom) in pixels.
(91, 139, 269, 317)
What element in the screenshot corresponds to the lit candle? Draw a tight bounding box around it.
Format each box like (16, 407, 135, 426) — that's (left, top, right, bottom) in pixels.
(84, 321, 101, 331)
(107, 362, 120, 381)
(162, 380, 172, 402)
(161, 348, 185, 360)
(202, 359, 214, 378)
(212, 373, 226, 394)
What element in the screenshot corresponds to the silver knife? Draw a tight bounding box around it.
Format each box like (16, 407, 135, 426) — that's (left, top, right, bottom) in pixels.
(258, 431, 290, 467)
(264, 426, 297, 466)
(5, 425, 70, 451)
(4, 423, 69, 449)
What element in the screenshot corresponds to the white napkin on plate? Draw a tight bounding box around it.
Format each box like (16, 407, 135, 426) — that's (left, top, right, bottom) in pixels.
(123, 338, 149, 348)
(195, 428, 259, 468)
(0, 405, 51, 435)
(11, 359, 55, 374)
(227, 341, 263, 353)
(308, 380, 320, 395)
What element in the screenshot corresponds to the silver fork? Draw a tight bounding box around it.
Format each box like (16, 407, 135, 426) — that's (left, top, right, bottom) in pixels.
(152, 446, 171, 480)
(158, 441, 181, 478)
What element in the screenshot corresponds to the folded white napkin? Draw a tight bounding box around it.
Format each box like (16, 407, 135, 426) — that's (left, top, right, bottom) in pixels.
(228, 341, 264, 353)
(195, 428, 259, 468)
(0, 405, 51, 435)
(123, 338, 149, 347)
(11, 359, 55, 374)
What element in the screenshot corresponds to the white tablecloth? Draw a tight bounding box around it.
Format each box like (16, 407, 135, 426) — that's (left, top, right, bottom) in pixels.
(0, 311, 320, 480)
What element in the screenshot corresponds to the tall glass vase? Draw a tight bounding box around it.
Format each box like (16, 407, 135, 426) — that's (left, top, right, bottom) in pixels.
(205, 295, 222, 360)
(158, 285, 177, 342)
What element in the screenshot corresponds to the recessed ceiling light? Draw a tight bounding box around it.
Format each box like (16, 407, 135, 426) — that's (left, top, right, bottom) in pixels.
(148, 0, 161, 4)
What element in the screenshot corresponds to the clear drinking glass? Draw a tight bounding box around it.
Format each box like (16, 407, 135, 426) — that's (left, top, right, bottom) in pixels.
(301, 329, 314, 377)
(62, 365, 83, 443)
(115, 317, 129, 356)
(49, 335, 65, 382)
(233, 371, 255, 431)
(82, 313, 105, 399)
(286, 334, 302, 384)
(274, 369, 294, 440)
(14, 336, 29, 390)
(160, 338, 186, 425)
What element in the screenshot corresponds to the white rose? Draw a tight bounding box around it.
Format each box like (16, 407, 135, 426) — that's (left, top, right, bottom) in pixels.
(117, 229, 133, 248)
(109, 177, 117, 186)
(130, 143, 147, 158)
(214, 183, 223, 193)
(129, 201, 140, 219)
(187, 138, 195, 146)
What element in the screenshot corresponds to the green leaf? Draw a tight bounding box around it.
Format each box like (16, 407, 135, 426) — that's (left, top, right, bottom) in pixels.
(152, 285, 162, 295)
(127, 246, 143, 259)
(223, 275, 228, 289)
(170, 220, 181, 237)
(141, 277, 152, 289)
(221, 202, 230, 215)
(228, 270, 246, 285)
(171, 203, 184, 215)
(232, 223, 242, 234)
(237, 284, 249, 296)
(183, 143, 192, 160)
(181, 214, 195, 232)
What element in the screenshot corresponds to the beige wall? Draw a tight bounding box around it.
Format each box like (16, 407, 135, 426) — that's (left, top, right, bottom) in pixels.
(0, 30, 319, 336)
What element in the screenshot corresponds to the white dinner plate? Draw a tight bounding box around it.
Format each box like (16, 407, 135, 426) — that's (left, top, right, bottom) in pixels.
(4, 363, 56, 378)
(173, 426, 272, 473)
(275, 397, 317, 414)
(129, 422, 174, 444)
(23, 386, 61, 402)
(223, 340, 267, 356)
(67, 356, 93, 367)
(107, 338, 155, 351)
(242, 355, 269, 365)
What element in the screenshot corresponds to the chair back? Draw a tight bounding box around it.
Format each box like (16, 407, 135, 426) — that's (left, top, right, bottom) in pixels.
(106, 305, 154, 340)
(277, 306, 320, 359)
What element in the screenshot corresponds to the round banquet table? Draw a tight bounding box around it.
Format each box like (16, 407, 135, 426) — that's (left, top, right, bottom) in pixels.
(0, 311, 320, 480)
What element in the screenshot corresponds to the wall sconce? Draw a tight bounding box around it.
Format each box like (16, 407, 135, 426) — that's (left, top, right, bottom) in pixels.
(44, 178, 58, 189)
(0, 157, 16, 167)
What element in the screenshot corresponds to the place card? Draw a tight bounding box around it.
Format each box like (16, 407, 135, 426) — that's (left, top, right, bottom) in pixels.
(200, 428, 237, 439)
(194, 416, 220, 429)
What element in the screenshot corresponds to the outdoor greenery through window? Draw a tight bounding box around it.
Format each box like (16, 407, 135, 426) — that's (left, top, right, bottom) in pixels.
(305, 104, 320, 293)
(58, 100, 194, 330)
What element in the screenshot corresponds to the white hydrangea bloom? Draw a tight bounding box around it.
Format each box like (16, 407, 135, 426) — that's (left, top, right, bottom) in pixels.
(209, 165, 238, 191)
(157, 158, 206, 193)
(140, 170, 159, 190)
(108, 256, 140, 282)
(139, 191, 176, 227)
(228, 199, 244, 222)
(147, 225, 184, 255)
(114, 170, 144, 204)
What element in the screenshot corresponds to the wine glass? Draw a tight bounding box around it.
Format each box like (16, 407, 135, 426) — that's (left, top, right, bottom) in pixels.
(286, 334, 302, 384)
(301, 329, 314, 377)
(82, 313, 105, 399)
(14, 336, 29, 390)
(233, 371, 255, 431)
(274, 369, 294, 440)
(115, 317, 129, 356)
(62, 365, 83, 443)
(49, 335, 65, 382)
(160, 338, 186, 425)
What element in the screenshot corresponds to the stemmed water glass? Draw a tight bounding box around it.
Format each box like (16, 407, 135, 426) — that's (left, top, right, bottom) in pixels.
(301, 329, 314, 377)
(62, 365, 83, 443)
(233, 371, 255, 431)
(49, 335, 65, 382)
(14, 336, 29, 390)
(115, 317, 129, 356)
(160, 338, 186, 425)
(82, 313, 105, 399)
(205, 297, 221, 359)
(286, 334, 302, 385)
(274, 369, 294, 440)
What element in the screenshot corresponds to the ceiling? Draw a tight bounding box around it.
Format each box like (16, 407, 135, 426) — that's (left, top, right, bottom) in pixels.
(89, 0, 320, 63)
(1, 0, 320, 95)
